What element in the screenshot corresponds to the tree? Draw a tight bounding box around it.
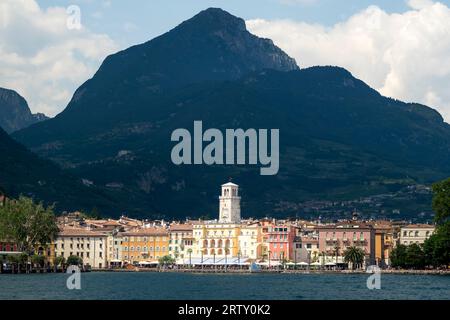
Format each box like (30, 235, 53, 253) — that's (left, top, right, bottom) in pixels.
(343, 246, 365, 270)
(158, 255, 175, 266)
(0, 197, 59, 255)
(428, 177, 450, 269)
(405, 243, 425, 269)
(432, 177, 450, 225)
(67, 255, 83, 266)
(390, 244, 408, 269)
(423, 222, 450, 268)
(31, 255, 45, 269)
(54, 256, 66, 271)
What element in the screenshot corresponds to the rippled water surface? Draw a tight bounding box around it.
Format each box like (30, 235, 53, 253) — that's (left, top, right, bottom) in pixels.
(0, 272, 449, 300)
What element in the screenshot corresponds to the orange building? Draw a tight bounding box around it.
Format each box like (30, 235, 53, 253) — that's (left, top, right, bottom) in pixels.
(121, 228, 169, 264)
(372, 221, 395, 267)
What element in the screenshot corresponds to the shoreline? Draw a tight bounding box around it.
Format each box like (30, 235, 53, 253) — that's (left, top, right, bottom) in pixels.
(2, 268, 448, 276)
(87, 268, 450, 275)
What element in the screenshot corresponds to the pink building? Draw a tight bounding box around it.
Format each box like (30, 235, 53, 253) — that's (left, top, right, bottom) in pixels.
(318, 222, 375, 265)
(266, 224, 297, 261)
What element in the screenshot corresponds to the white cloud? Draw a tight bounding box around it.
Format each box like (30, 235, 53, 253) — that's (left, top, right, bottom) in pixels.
(0, 0, 118, 116)
(247, 1, 450, 123)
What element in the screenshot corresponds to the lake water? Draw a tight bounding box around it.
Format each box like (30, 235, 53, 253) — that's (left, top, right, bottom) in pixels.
(0, 272, 449, 300)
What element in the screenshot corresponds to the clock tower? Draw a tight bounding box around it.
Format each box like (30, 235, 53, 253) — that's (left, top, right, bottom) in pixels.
(219, 182, 241, 223)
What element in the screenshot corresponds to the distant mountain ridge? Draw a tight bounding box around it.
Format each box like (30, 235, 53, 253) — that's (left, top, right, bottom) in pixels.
(0, 126, 119, 213)
(0, 87, 49, 133)
(11, 8, 450, 220)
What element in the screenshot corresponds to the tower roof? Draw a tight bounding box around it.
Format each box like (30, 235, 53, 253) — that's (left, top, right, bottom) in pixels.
(222, 182, 238, 187)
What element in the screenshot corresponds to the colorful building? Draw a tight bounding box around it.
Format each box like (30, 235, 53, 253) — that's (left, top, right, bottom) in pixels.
(318, 222, 375, 266)
(266, 224, 297, 261)
(121, 228, 169, 264)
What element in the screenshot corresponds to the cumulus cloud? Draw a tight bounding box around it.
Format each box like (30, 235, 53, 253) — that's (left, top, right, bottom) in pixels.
(247, 1, 450, 123)
(0, 0, 118, 116)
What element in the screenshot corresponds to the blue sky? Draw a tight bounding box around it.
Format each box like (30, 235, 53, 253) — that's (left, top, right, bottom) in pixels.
(38, 0, 434, 48)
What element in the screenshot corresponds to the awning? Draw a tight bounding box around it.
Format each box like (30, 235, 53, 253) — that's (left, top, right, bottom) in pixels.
(138, 261, 158, 265)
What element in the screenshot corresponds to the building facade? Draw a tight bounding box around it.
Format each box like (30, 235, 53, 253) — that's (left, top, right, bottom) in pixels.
(400, 224, 435, 245)
(54, 228, 108, 269)
(318, 222, 375, 266)
(121, 229, 169, 264)
(266, 224, 297, 261)
(169, 223, 194, 262)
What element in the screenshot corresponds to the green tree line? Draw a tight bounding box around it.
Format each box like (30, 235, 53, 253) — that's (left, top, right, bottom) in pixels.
(390, 177, 450, 269)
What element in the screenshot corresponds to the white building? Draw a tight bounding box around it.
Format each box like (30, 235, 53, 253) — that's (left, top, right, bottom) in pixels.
(400, 224, 435, 245)
(54, 228, 108, 269)
(238, 222, 263, 260)
(107, 232, 123, 267)
(168, 223, 194, 262)
(192, 182, 243, 261)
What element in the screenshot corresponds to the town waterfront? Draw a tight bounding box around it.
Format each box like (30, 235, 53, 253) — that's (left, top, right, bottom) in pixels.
(0, 272, 448, 300)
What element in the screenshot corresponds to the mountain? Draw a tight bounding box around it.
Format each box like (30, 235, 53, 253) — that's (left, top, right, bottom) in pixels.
(0, 126, 119, 213)
(13, 8, 450, 220)
(0, 87, 49, 133)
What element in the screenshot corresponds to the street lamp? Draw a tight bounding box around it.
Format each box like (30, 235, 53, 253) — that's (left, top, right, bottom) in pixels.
(201, 250, 204, 272)
(238, 250, 241, 271)
(268, 250, 271, 269)
(225, 251, 227, 273)
(294, 249, 297, 271)
(188, 249, 192, 269)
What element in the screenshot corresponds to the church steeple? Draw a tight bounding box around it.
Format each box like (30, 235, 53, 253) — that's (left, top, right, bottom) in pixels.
(219, 181, 241, 223)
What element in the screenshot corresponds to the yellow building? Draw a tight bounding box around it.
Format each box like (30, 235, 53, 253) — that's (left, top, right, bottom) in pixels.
(192, 221, 240, 259)
(35, 243, 56, 266)
(121, 228, 169, 264)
